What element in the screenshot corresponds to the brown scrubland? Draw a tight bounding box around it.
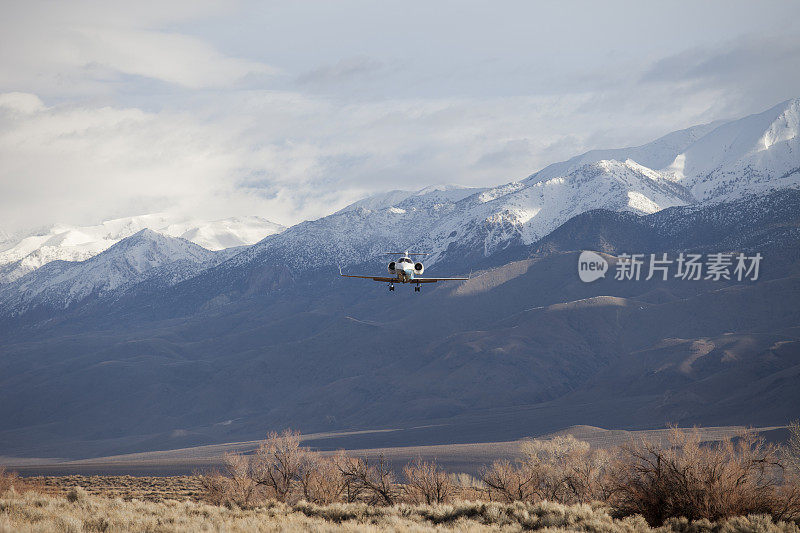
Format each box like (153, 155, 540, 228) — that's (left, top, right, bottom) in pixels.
(2, 425, 800, 532)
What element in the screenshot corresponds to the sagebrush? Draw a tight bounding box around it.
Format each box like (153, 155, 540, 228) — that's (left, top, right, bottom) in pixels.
(4, 487, 800, 532)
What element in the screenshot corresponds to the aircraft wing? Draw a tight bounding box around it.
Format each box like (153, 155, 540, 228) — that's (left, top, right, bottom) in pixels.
(338, 267, 468, 283)
(339, 274, 398, 282)
(413, 277, 470, 283)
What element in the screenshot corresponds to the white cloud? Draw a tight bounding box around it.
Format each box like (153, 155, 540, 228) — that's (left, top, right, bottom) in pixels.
(1, 1, 799, 235)
(640, 35, 800, 115)
(69, 27, 277, 89)
(0, 0, 275, 95)
(0, 93, 45, 114)
(0, 87, 733, 234)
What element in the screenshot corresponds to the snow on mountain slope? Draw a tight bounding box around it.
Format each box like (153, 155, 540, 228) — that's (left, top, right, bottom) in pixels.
(0, 229, 226, 315)
(164, 216, 285, 251)
(231, 160, 692, 273)
(0, 214, 284, 283)
(531, 99, 800, 203)
(671, 98, 800, 201)
(230, 188, 471, 271)
(527, 121, 726, 184)
(419, 159, 693, 260)
(335, 184, 484, 214)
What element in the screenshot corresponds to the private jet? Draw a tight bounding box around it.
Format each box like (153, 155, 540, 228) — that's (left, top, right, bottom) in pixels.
(339, 252, 469, 292)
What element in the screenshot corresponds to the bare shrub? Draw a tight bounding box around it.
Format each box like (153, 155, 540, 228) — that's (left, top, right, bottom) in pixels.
(0, 466, 20, 494)
(481, 435, 612, 504)
(481, 459, 539, 503)
(521, 435, 584, 503)
(448, 472, 486, 501)
(298, 454, 347, 505)
(334, 453, 399, 505)
(0, 466, 40, 495)
(200, 429, 307, 506)
(402, 457, 455, 504)
(521, 434, 617, 504)
(574, 447, 618, 502)
(199, 452, 263, 507)
(449, 472, 482, 488)
(199, 430, 391, 507)
(332, 452, 365, 503)
(608, 427, 800, 525)
(250, 429, 306, 502)
(198, 470, 229, 505)
(196, 425, 799, 521)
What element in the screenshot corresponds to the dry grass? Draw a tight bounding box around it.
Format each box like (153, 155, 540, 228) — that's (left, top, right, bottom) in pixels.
(4, 487, 800, 532)
(787, 420, 800, 474)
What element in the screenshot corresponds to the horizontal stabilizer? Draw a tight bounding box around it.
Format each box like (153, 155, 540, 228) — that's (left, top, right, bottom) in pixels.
(383, 252, 429, 256)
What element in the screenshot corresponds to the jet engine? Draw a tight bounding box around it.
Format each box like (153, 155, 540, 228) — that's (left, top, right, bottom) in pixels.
(414, 262, 424, 275)
(388, 261, 396, 274)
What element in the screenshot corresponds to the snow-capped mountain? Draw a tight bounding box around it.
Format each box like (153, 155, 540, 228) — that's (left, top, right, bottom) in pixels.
(673, 98, 800, 202)
(418, 158, 694, 260)
(0, 214, 284, 283)
(526, 121, 726, 183)
(2, 98, 799, 317)
(0, 229, 230, 315)
(529, 98, 800, 203)
(226, 186, 484, 272)
(234, 98, 799, 274)
(232, 158, 692, 274)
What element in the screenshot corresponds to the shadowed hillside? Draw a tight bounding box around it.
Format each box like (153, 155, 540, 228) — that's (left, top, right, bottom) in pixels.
(0, 190, 799, 459)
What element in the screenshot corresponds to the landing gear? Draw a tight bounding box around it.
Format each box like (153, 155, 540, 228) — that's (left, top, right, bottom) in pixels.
(389, 283, 395, 291)
(414, 284, 421, 292)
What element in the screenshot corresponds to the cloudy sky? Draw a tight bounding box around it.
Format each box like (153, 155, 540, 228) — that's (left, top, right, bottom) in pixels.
(1, 0, 799, 233)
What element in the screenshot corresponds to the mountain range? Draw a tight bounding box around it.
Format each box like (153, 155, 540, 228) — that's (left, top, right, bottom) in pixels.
(0, 214, 285, 284)
(0, 98, 799, 459)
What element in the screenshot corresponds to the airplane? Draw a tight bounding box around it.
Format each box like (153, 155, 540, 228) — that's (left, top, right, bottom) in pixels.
(339, 252, 469, 292)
